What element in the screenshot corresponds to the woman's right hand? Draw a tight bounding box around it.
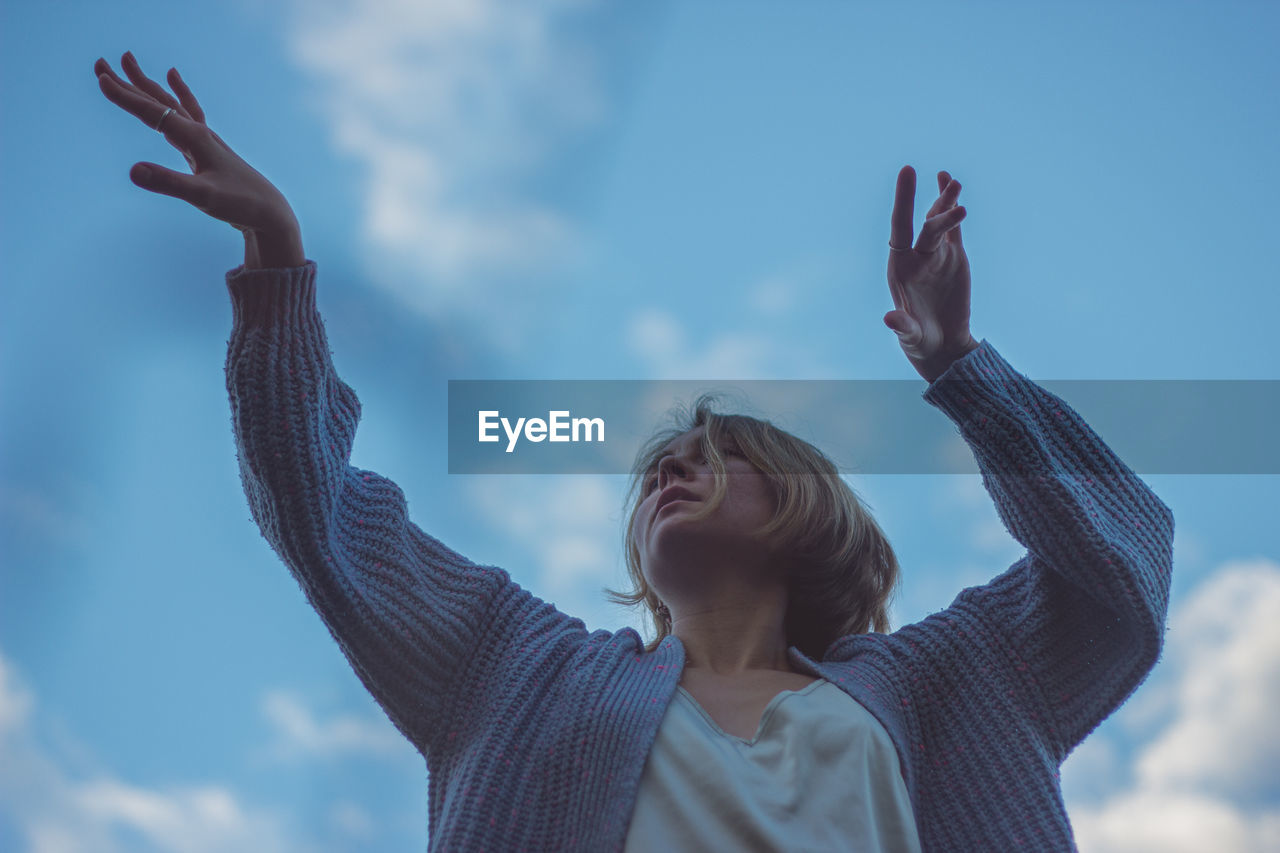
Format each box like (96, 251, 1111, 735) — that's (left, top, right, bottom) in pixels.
(95, 51, 301, 242)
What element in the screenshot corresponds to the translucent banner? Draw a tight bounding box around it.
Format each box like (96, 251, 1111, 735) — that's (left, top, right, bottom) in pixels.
(447, 379, 1280, 475)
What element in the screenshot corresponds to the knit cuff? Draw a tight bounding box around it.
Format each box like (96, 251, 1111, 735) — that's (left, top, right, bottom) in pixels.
(920, 339, 1028, 426)
(225, 260, 319, 331)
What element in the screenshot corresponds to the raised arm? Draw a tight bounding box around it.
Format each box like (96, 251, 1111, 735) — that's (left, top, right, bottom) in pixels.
(922, 342, 1173, 757)
(95, 52, 573, 758)
(874, 166, 1175, 758)
(222, 259, 523, 758)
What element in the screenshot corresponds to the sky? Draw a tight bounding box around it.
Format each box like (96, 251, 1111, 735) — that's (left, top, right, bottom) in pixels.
(2, 0, 1278, 850)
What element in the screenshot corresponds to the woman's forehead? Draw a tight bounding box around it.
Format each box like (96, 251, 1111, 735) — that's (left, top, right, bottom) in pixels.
(658, 425, 708, 457)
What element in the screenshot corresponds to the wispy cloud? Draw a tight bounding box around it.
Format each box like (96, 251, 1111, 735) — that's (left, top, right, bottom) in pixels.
(1133, 560, 1280, 799)
(258, 689, 409, 762)
(0, 652, 304, 853)
(328, 800, 375, 841)
(464, 475, 626, 600)
(283, 0, 605, 327)
(746, 274, 800, 316)
(1066, 560, 1280, 852)
(625, 308, 786, 378)
(938, 475, 1024, 561)
(0, 480, 92, 553)
(623, 262, 842, 379)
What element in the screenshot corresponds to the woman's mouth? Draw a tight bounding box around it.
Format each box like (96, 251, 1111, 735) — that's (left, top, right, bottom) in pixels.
(655, 485, 698, 515)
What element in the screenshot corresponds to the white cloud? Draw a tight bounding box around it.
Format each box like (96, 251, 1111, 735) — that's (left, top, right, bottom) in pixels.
(937, 475, 1023, 562)
(259, 689, 409, 761)
(464, 475, 625, 599)
(1134, 560, 1280, 799)
(1073, 789, 1280, 853)
(939, 473, 987, 509)
(283, 0, 604, 324)
(622, 255, 848, 380)
(1172, 525, 1208, 574)
(1067, 560, 1280, 853)
(0, 652, 33, 735)
(746, 274, 797, 316)
(0, 480, 92, 552)
(624, 308, 785, 379)
(627, 309, 686, 361)
(542, 534, 614, 590)
(0, 651, 304, 853)
(1059, 733, 1122, 805)
(329, 800, 375, 840)
(70, 782, 295, 853)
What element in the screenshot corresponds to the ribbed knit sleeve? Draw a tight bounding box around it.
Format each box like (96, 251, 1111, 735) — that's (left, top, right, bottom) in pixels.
(223, 260, 520, 759)
(917, 340, 1175, 761)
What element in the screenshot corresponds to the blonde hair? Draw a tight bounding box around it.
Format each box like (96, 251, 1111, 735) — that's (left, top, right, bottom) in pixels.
(602, 393, 901, 659)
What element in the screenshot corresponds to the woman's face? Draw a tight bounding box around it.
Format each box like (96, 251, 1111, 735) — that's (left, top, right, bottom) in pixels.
(635, 425, 777, 594)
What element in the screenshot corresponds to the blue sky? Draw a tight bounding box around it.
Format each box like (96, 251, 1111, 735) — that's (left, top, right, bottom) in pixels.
(2, 0, 1278, 850)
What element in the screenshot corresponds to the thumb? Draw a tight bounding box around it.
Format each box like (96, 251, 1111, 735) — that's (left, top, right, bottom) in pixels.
(883, 310, 918, 340)
(129, 162, 196, 201)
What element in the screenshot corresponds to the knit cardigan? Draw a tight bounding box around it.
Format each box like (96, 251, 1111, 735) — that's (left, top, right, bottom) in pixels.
(224, 260, 1175, 852)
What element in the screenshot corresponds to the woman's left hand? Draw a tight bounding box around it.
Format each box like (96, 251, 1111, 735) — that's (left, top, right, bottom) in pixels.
(885, 165, 979, 383)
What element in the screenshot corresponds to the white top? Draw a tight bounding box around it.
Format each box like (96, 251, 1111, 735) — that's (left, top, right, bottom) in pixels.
(624, 677, 922, 852)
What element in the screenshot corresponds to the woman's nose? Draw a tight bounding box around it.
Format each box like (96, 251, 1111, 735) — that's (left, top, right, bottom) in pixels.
(656, 453, 691, 491)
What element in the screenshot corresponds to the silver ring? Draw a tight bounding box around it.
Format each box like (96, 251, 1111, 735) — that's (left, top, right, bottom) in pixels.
(155, 106, 175, 133)
(890, 241, 936, 255)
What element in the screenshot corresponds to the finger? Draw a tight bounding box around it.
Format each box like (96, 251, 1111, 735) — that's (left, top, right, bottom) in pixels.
(97, 58, 162, 122)
(129, 161, 204, 204)
(99, 71, 207, 150)
(98, 71, 156, 123)
(95, 58, 147, 102)
(167, 68, 206, 124)
(915, 205, 966, 253)
(939, 169, 965, 250)
(99, 72, 171, 130)
(884, 310, 921, 345)
(890, 165, 916, 250)
(121, 52, 186, 116)
(924, 178, 962, 219)
(940, 172, 965, 250)
(925, 171, 951, 218)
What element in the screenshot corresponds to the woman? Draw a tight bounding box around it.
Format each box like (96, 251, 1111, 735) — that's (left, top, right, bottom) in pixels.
(96, 51, 1175, 852)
